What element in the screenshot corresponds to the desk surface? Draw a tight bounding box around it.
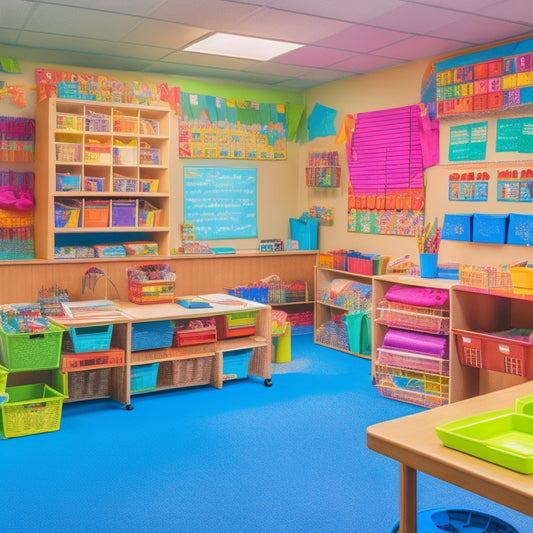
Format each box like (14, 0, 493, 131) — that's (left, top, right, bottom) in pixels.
(367, 381, 533, 517)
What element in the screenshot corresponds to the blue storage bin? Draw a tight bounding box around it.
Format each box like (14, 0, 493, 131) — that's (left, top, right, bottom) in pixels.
(442, 213, 472, 241)
(289, 217, 318, 250)
(390, 507, 519, 533)
(507, 213, 533, 246)
(130, 362, 159, 394)
(223, 348, 253, 380)
(62, 324, 113, 353)
(472, 213, 508, 244)
(131, 320, 174, 351)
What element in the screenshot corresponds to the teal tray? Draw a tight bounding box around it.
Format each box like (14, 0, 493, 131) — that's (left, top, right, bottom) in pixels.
(435, 395, 533, 474)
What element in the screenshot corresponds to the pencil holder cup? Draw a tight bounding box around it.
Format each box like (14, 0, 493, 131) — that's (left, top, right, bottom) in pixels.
(419, 253, 438, 278)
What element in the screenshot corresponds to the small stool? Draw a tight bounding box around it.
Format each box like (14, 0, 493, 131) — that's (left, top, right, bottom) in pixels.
(271, 310, 291, 363)
(390, 507, 520, 533)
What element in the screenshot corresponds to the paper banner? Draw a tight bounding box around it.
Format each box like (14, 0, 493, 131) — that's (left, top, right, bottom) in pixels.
(307, 103, 337, 140)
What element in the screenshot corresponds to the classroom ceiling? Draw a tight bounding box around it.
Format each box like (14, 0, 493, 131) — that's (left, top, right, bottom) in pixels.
(1, 0, 533, 90)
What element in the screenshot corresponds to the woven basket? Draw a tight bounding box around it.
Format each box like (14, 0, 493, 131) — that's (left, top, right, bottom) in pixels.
(157, 357, 215, 388)
(67, 368, 112, 400)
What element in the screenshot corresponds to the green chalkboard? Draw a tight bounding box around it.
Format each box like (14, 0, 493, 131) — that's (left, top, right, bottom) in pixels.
(183, 166, 257, 240)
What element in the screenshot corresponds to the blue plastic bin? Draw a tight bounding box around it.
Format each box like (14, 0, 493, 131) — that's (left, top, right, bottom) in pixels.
(130, 363, 160, 394)
(223, 348, 253, 380)
(290, 217, 318, 250)
(390, 507, 519, 533)
(131, 320, 174, 351)
(62, 324, 113, 353)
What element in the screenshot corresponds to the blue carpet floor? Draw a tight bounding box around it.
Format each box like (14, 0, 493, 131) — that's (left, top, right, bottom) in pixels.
(2, 334, 533, 532)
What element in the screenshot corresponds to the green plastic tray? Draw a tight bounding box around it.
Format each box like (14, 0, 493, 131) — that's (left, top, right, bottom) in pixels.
(435, 396, 533, 474)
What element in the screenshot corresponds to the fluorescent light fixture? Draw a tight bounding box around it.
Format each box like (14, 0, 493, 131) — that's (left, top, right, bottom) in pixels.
(184, 33, 302, 61)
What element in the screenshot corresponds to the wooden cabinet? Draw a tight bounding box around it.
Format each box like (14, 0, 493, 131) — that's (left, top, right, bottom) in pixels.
(34, 98, 172, 259)
(371, 275, 532, 405)
(450, 285, 532, 401)
(314, 266, 372, 358)
(372, 275, 453, 407)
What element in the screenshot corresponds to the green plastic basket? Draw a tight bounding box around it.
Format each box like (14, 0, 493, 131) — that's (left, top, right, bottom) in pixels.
(0, 383, 65, 439)
(0, 322, 66, 372)
(0, 365, 7, 394)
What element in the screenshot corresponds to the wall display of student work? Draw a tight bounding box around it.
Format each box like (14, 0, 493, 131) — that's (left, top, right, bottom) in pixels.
(178, 91, 287, 160)
(346, 104, 438, 236)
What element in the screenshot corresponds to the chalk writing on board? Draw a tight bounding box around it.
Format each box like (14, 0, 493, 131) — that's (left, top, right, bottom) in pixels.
(183, 166, 258, 240)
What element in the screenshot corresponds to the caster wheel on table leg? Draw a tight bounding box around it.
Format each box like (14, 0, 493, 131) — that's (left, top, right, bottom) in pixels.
(264, 378, 272, 387)
(125, 404, 134, 411)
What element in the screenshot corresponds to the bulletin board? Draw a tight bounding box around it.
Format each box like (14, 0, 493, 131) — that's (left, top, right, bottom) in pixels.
(183, 166, 257, 240)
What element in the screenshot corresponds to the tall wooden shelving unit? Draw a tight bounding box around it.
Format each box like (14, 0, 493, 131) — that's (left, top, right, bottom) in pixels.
(34, 98, 172, 259)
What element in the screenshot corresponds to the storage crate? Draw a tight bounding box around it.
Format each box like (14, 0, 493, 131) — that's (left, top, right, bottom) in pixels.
(318, 252, 334, 268)
(55, 142, 81, 162)
(67, 368, 112, 401)
(85, 111, 110, 132)
(56, 173, 81, 192)
(138, 200, 162, 227)
(111, 200, 137, 227)
(130, 362, 159, 394)
(139, 145, 160, 165)
(507, 213, 533, 246)
(374, 363, 449, 408)
(0, 383, 65, 438)
(442, 213, 473, 241)
(157, 356, 215, 388)
(113, 115, 138, 134)
(84, 176, 104, 192)
(56, 113, 83, 131)
(113, 177, 138, 192)
(0, 364, 7, 395)
(0, 322, 65, 372)
(376, 346, 449, 376)
(62, 348, 125, 372)
(173, 326, 217, 346)
(127, 264, 175, 305)
(62, 324, 113, 353)
(472, 213, 509, 244)
(139, 178, 159, 192)
(0, 226, 34, 260)
(458, 264, 513, 292)
(131, 320, 174, 351)
(223, 348, 253, 380)
(113, 141, 137, 165)
(375, 299, 450, 335)
(216, 311, 257, 339)
(83, 200, 109, 227)
(454, 328, 533, 378)
(55, 200, 81, 228)
(510, 265, 533, 295)
(84, 142, 111, 164)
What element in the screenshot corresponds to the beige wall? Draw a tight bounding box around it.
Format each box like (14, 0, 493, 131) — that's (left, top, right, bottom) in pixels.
(303, 59, 533, 267)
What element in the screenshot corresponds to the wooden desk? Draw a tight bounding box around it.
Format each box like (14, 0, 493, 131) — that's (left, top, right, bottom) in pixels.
(367, 382, 533, 533)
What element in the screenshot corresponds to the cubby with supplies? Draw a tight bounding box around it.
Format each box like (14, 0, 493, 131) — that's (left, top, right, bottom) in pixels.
(34, 98, 172, 259)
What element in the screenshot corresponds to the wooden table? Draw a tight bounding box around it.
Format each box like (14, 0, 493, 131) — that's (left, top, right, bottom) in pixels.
(367, 382, 533, 533)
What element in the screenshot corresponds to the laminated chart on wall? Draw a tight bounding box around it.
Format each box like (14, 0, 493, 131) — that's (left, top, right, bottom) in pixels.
(347, 105, 427, 235)
(179, 92, 287, 160)
(448, 122, 488, 162)
(432, 37, 533, 117)
(183, 166, 257, 240)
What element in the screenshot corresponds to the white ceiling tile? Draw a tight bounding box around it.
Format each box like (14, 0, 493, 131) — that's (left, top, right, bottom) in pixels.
(407, 0, 502, 12)
(262, 0, 406, 23)
(0, 29, 21, 45)
(332, 54, 405, 74)
(149, 0, 259, 29)
(25, 0, 167, 16)
(120, 20, 209, 49)
(366, 3, 466, 33)
(244, 61, 316, 77)
(17, 31, 111, 54)
(0, 0, 36, 29)
(159, 50, 255, 70)
(376, 36, 472, 61)
(227, 8, 352, 43)
(24, 4, 141, 40)
(479, 0, 533, 25)
(432, 14, 533, 44)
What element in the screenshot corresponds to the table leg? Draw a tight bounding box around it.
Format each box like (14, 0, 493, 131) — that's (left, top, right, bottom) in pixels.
(399, 463, 417, 533)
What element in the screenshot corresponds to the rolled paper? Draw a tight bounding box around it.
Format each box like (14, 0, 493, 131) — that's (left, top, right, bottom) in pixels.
(383, 328, 448, 357)
(385, 284, 449, 307)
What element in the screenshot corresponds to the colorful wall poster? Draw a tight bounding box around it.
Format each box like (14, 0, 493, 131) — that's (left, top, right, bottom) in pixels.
(179, 92, 287, 160)
(496, 117, 533, 153)
(347, 105, 428, 235)
(448, 122, 488, 162)
(183, 166, 257, 240)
